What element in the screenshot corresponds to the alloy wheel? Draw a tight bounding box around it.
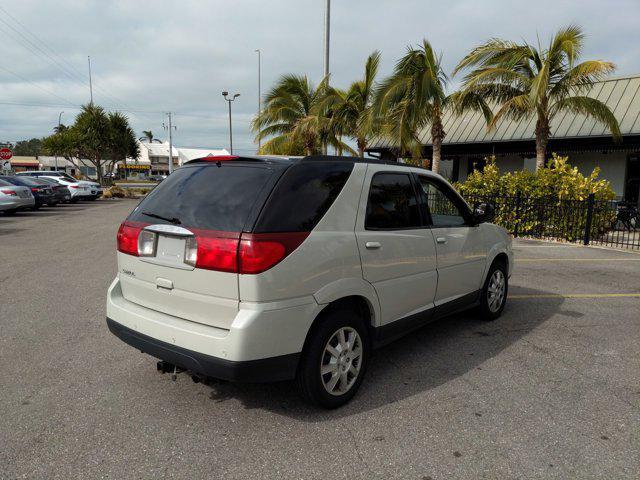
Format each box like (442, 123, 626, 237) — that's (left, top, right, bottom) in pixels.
(320, 327, 363, 396)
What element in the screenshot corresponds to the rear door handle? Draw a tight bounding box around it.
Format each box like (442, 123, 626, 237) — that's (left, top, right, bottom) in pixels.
(365, 241, 381, 249)
(436, 237, 447, 244)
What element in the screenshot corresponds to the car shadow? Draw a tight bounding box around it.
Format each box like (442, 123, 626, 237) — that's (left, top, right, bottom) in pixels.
(202, 287, 563, 419)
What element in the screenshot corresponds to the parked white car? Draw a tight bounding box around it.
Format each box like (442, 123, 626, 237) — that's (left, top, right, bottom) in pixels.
(106, 155, 513, 408)
(17, 171, 102, 200)
(0, 178, 35, 214)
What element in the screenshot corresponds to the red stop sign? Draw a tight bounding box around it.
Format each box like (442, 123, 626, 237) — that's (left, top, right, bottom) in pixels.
(0, 148, 12, 160)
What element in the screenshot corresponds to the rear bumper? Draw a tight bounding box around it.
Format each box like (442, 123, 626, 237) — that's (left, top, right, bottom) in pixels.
(0, 196, 35, 210)
(107, 317, 299, 382)
(106, 278, 318, 382)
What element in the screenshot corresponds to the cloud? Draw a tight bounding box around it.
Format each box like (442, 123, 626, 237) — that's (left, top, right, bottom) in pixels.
(1, 0, 638, 153)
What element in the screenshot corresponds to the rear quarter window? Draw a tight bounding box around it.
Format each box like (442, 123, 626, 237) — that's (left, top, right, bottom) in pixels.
(253, 161, 354, 233)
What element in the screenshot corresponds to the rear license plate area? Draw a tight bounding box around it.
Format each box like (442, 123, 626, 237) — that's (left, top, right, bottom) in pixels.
(140, 234, 193, 270)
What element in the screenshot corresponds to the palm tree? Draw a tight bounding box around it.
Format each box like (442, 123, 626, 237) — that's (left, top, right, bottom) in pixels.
(140, 130, 161, 143)
(453, 25, 621, 170)
(330, 51, 381, 157)
(373, 40, 449, 172)
(252, 74, 352, 156)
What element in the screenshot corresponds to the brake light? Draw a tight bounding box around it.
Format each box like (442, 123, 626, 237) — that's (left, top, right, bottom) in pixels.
(198, 155, 239, 162)
(69, 185, 79, 189)
(31, 187, 39, 192)
(1, 189, 17, 196)
(238, 232, 309, 274)
(116, 221, 148, 256)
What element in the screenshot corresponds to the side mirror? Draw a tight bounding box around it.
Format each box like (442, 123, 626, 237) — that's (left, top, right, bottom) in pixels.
(473, 201, 495, 224)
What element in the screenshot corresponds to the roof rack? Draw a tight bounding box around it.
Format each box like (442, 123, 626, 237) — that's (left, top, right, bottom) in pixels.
(185, 154, 431, 171)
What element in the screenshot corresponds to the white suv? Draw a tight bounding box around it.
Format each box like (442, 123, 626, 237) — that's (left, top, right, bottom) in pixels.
(106, 155, 513, 408)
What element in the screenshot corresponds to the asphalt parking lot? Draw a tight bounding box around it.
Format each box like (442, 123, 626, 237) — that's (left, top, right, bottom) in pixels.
(1, 200, 639, 479)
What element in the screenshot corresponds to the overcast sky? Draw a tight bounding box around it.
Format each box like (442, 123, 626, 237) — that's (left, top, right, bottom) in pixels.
(1, 0, 638, 154)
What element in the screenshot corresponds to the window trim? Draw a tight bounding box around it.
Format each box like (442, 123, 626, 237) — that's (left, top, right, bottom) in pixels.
(414, 174, 475, 228)
(364, 171, 426, 231)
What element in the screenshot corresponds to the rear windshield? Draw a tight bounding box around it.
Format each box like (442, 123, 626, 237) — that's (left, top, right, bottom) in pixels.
(128, 163, 276, 231)
(0, 179, 11, 186)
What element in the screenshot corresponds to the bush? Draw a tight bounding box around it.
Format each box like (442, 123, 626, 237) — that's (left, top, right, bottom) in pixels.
(455, 153, 615, 201)
(454, 154, 617, 242)
(105, 186, 126, 198)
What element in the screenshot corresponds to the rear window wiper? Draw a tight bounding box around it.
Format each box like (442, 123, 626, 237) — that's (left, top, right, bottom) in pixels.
(141, 211, 182, 225)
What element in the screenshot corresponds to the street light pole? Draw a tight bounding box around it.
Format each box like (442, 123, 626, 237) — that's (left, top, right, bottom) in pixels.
(87, 56, 93, 104)
(323, 0, 330, 79)
(55, 111, 63, 171)
(255, 49, 261, 153)
(322, 0, 330, 155)
(222, 91, 240, 155)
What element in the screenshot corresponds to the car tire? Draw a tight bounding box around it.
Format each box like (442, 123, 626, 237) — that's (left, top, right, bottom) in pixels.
(296, 306, 370, 409)
(478, 259, 508, 321)
(70, 198, 79, 203)
(31, 205, 41, 211)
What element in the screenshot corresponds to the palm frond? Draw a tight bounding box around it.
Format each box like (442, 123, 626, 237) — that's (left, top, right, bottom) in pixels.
(551, 96, 621, 140)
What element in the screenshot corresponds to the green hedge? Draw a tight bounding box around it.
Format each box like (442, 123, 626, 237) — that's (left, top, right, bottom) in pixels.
(454, 154, 617, 242)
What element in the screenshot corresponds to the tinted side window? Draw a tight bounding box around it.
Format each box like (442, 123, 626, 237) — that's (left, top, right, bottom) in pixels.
(128, 164, 275, 231)
(417, 176, 467, 227)
(365, 173, 421, 230)
(253, 162, 353, 233)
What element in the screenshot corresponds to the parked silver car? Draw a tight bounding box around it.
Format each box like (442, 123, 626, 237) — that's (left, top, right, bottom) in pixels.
(0, 178, 35, 214)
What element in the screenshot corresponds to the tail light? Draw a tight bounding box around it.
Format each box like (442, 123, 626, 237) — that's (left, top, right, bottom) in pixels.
(185, 230, 240, 272)
(116, 221, 309, 274)
(69, 185, 79, 189)
(238, 232, 309, 274)
(116, 221, 148, 256)
(1, 189, 17, 196)
(31, 187, 39, 193)
(183, 230, 308, 274)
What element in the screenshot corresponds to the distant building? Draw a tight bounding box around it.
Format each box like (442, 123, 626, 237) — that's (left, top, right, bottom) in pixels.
(367, 74, 640, 203)
(122, 141, 230, 178)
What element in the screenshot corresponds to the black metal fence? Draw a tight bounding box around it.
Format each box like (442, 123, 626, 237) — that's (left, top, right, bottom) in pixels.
(462, 193, 640, 250)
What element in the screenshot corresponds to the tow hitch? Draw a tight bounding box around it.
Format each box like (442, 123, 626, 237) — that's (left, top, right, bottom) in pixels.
(156, 360, 210, 384)
(156, 360, 184, 381)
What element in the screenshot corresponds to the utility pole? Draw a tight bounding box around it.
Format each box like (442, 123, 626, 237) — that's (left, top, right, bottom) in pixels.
(55, 111, 63, 171)
(255, 49, 261, 153)
(222, 92, 240, 155)
(163, 113, 177, 175)
(87, 56, 93, 104)
(323, 0, 330, 79)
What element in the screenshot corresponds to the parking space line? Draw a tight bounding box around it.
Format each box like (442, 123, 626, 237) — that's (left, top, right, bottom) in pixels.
(517, 258, 640, 262)
(510, 293, 640, 299)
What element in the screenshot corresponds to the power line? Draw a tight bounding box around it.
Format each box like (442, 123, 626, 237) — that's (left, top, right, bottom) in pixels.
(0, 5, 153, 113)
(0, 65, 77, 106)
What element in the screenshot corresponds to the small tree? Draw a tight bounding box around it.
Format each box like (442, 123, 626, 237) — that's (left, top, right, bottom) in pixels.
(42, 104, 139, 184)
(109, 112, 140, 181)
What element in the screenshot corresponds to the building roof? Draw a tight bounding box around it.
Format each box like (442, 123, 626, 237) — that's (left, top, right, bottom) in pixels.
(371, 74, 640, 150)
(178, 147, 230, 162)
